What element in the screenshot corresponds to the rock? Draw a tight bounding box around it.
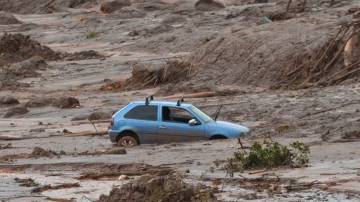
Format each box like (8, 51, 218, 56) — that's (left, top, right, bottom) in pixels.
(104, 148, 127, 155)
(0, 96, 19, 105)
(88, 112, 112, 120)
(63, 129, 72, 134)
(195, 0, 225, 11)
(52, 97, 80, 109)
(0, 11, 21, 25)
(100, 0, 131, 13)
(118, 175, 129, 180)
(4, 106, 29, 118)
(128, 30, 140, 37)
(25, 97, 54, 108)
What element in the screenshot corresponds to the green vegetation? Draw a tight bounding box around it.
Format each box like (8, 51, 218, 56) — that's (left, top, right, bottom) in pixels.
(86, 31, 99, 39)
(225, 140, 310, 175)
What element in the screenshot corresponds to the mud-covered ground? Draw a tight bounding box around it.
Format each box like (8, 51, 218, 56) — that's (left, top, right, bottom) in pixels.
(1, 0, 360, 201)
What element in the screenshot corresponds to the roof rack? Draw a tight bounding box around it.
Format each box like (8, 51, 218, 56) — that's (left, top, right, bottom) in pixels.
(176, 98, 184, 106)
(145, 95, 154, 105)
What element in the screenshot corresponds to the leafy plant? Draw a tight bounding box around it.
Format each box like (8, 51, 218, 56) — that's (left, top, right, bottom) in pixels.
(225, 140, 309, 176)
(86, 31, 99, 39)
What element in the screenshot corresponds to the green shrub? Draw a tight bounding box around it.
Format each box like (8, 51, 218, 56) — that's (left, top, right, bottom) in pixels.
(225, 141, 310, 175)
(86, 31, 99, 39)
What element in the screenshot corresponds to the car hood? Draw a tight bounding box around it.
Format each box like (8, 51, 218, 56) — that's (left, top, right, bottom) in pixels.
(206, 120, 250, 137)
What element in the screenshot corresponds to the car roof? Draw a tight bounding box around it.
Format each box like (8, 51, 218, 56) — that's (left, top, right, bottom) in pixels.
(131, 100, 193, 108)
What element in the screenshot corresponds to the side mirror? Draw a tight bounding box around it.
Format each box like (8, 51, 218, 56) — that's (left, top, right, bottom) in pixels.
(188, 119, 198, 126)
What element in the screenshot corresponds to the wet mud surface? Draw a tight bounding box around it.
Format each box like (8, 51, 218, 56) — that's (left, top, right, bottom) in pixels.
(1, 0, 360, 201)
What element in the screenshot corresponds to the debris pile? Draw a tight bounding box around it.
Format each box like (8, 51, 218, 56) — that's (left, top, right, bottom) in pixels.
(32, 182, 80, 193)
(123, 60, 191, 90)
(77, 163, 173, 180)
(0, 96, 19, 105)
(0, 0, 98, 14)
(98, 175, 218, 202)
(3, 106, 29, 118)
(14, 178, 39, 187)
(0, 33, 60, 66)
(30, 147, 59, 158)
(0, 11, 21, 25)
(187, 10, 360, 90)
(0, 57, 48, 86)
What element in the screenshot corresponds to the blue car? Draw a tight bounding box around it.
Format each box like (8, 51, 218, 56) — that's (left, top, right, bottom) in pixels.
(109, 98, 250, 147)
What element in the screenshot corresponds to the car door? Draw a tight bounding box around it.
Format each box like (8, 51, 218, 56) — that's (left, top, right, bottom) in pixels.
(123, 104, 160, 144)
(158, 105, 206, 143)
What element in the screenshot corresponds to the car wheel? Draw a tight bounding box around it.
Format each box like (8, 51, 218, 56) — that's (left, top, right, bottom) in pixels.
(117, 135, 138, 147)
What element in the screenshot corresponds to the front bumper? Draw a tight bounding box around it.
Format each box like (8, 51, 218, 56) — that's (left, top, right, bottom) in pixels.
(108, 130, 119, 143)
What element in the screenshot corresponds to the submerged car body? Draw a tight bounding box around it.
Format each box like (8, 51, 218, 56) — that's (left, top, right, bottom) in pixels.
(108, 99, 250, 146)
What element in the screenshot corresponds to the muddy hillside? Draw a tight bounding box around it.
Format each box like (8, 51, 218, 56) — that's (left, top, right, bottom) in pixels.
(0, 0, 360, 201)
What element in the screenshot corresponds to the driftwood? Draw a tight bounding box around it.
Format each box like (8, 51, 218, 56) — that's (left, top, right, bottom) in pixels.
(63, 131, 108, 137)
(71, 119, 111, 125)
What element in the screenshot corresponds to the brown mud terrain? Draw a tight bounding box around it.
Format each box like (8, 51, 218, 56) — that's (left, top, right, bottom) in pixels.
(1, 0, 360, 201)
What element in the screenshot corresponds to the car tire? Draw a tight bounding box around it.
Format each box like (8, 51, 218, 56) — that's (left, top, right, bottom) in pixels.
(117, 135, 138, 148)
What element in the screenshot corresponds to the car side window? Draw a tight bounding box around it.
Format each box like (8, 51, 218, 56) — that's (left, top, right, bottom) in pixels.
(162, 106, 194, 124)
(124, 105, 158, 121)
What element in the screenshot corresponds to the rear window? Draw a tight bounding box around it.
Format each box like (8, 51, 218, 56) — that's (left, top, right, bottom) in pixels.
(124, 105, 158, 121)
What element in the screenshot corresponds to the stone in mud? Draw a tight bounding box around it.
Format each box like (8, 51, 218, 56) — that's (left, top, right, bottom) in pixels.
(0, 96, 19, 105)
(100, 0, 131, 13)
(52, 97, 80, 109)
(3, 106, 29, 118)
(195, 0, 225, 11)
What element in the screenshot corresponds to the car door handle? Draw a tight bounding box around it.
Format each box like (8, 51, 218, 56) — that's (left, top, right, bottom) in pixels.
(159, 125, 167, 129)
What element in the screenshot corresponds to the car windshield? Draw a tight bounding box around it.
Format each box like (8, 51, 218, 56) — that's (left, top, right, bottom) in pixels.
(190, 106, 213, 123)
